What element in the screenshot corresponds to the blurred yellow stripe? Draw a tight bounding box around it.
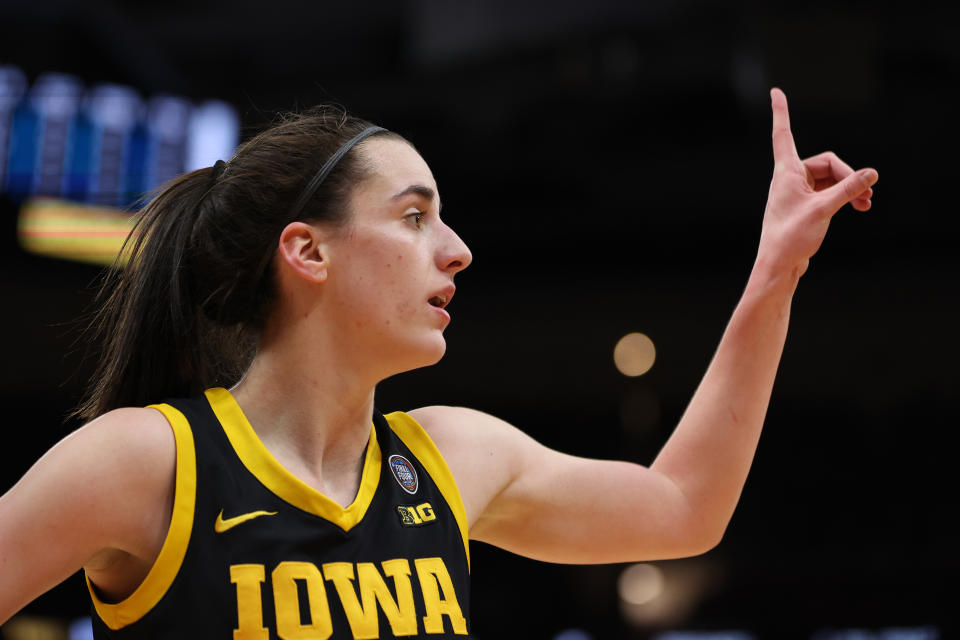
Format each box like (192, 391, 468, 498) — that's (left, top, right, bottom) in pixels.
(17, 198, 137, 266)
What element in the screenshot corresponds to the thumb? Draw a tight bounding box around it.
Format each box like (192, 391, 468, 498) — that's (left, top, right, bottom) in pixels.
(820, 168, 878, 213)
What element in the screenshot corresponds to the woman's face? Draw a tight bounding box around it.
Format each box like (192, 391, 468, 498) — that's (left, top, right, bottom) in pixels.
(321, 137, 472, 376)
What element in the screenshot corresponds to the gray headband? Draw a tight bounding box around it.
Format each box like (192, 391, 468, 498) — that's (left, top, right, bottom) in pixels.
(287, 126, 387, 220)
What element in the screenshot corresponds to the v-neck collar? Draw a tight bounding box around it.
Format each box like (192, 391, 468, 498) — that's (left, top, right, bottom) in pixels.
(204, 387, 381, 531)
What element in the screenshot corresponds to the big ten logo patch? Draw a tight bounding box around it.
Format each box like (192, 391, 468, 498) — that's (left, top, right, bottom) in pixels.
(397, 502, 436, 527)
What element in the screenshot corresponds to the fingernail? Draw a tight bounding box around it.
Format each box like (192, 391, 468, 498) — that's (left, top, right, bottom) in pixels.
(861, 169, 878, 185)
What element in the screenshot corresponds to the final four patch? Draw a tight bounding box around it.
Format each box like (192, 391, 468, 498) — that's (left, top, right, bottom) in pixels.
(388, 454, 418, 494)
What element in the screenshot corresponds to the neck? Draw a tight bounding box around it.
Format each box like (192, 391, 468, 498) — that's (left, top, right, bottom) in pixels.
(229, 309, 380, 505)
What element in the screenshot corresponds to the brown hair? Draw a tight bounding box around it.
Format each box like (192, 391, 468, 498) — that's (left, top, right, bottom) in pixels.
(75, 106, 404, 420)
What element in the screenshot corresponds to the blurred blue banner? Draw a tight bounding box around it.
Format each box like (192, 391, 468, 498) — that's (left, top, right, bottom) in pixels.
(1, 65, 238, 208)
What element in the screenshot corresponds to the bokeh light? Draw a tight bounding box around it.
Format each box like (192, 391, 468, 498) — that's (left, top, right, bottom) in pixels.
(617, 563, 664, 605)
(614, 332, 656, 377)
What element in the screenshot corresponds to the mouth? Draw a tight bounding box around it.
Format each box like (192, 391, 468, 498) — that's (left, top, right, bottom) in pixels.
(427, 286, 455, 310)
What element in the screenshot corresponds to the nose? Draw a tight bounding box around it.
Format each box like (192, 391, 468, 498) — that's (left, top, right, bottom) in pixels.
(437, 222, 472, 275)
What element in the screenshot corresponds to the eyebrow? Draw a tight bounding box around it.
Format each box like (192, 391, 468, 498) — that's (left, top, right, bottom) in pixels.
(391, 184, 442, 212)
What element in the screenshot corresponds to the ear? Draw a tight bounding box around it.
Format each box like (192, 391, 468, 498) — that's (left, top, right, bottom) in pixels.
(277, 221, 329, 283)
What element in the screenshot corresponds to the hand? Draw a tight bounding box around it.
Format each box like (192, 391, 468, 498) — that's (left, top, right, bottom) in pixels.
(758, 87, 879, 278)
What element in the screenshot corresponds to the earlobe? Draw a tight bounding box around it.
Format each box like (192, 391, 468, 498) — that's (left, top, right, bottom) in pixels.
(277, 221, 329, 283)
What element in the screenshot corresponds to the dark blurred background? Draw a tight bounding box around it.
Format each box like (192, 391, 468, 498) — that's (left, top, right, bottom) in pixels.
(1, 1, 957, 639)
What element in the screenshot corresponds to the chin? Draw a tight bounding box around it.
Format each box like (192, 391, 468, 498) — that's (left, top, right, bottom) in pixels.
(397, 337, 447, 373)
(419, 338, 448, 367)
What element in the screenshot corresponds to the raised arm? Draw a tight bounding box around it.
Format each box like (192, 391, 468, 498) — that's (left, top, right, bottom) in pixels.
(647, 88, 877, 544)
(413, 88, 879, 564)
(0, 408, 175, 624)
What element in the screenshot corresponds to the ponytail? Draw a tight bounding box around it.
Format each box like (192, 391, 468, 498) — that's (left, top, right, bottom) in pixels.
(74, 106, 403, 420)
(74, 167, 255, 420)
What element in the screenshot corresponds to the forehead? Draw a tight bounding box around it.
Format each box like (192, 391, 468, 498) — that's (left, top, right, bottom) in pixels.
(357, 137, 437, 198)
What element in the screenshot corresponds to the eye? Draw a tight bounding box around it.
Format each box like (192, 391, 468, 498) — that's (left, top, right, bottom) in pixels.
(406, 211, 426, 230)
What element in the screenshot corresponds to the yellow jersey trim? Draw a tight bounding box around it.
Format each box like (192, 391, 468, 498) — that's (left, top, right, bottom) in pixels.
(86, 403, 197, 630)
(384, 411, 471, 571)
(205, 387, 381, 531)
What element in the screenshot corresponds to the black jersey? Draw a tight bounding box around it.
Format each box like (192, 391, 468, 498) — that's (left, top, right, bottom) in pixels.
(87, 387, 471, 639)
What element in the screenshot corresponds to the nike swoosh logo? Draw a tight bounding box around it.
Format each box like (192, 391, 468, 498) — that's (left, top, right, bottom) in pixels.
(214, 509, 278, 533)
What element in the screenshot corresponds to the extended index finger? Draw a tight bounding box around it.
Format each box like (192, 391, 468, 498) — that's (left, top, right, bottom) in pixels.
(771, 87, 802, 170)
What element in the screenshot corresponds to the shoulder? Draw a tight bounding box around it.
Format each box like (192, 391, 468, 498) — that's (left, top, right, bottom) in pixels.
(63, 407, 178, 492)
(77, 405, 176, 450)
(407, 405, 546, 461)
(407, 405, 530, 445)
(405, 405, 540, 528)
(0, 407, 179, 618)
(44, 407, 177, 542)
(405, 405, 528, 469)
(23, 406, 180, 573)
(30, 407, 175, 482)
(78, 407, 181, 592)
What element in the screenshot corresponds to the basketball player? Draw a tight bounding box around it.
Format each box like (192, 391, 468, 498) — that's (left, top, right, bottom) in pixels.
(0, 88, 877, 638)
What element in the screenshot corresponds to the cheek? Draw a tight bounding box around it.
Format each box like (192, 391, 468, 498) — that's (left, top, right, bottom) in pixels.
(393, 300, 413, 320)
(337, 229, 424, 323)
(391, 253, 409, 314)
(381, 251, 422, 319)
(352, 257, 414, 323)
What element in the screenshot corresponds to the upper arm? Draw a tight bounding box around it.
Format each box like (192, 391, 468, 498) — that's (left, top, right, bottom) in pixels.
(409, 406, 713, 564)
(0, 407, 175, 624)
